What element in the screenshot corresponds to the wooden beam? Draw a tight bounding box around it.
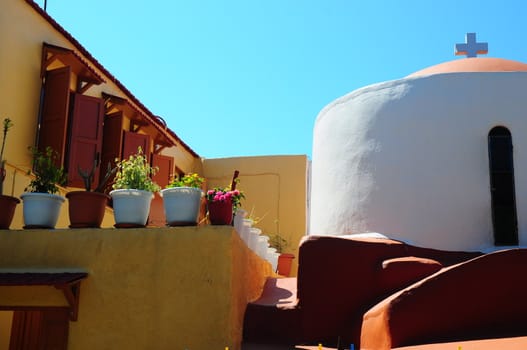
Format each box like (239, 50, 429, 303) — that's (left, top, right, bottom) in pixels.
(54, 281, 82, 321)
(77, 81, 94, 94)
(154, 144, 167, 154)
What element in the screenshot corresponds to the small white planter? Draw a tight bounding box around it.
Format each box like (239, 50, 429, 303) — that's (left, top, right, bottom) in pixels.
(160, 187, 202, 226)
(248, 227, 262, 252)
(240, 219, 253, 245)
(233, 209, 248, 234)
(20, 192, 65, 229)
(110, 189, 154, 227)
(257, 235, 270, 259)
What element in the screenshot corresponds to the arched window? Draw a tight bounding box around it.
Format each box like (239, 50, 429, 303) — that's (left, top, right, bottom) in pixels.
(488, 126, 518, 245)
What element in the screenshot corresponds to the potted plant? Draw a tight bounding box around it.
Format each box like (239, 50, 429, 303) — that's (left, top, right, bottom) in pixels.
(0, 117, 20, 229)
(206, 171, 244, 225)
(160, 173, 204, 226)
(20, 146, 67, 229)
(268, 233, 295, 276)
(109, 147, 160, 227)
(66, 161, 116, 228)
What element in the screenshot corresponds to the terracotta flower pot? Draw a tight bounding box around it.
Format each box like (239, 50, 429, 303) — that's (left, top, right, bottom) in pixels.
(66, 191, 109, 228)
(277, 253, 295, 277)
(0, 194, 20, 229)
(208, 198, 233, 225)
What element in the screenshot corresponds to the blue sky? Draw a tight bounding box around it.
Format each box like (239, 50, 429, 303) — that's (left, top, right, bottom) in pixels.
(37, 0, 527, 159)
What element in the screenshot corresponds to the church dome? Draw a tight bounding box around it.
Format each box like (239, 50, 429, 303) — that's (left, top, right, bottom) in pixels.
(311, 68, 527, 251)
(408, 57, 527, 77)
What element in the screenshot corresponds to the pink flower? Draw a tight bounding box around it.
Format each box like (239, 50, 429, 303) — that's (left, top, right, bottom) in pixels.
(207, 190, 214, 195)
(233, 190, 240, 196)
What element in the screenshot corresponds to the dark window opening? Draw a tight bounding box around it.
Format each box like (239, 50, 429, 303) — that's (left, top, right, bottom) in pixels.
(488, 126, 518, 246)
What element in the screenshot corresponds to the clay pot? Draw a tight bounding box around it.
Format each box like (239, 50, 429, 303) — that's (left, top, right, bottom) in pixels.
(66, 191, 109, 228)
(277, 253, 295, 277)
(208, 198, 233, 225)
(0, 195, 20, 229)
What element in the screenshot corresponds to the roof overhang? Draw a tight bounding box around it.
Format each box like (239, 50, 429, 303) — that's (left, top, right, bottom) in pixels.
(0, 272, 88, 321)
(102, 92, 174, 150)
(42, 43, 105, 93)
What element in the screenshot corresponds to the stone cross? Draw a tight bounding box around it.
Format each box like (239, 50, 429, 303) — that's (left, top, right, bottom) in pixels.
(455, 33, 488, 58)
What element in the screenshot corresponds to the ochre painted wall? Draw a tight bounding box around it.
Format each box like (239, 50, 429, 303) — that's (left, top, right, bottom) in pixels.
(203, 155, 308, 276)
(0, 226, 272, 350)
(1, 0, 198, 228)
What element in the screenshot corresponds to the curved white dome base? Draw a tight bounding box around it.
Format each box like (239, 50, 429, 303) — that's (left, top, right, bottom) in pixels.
(311, 72, 527, 251)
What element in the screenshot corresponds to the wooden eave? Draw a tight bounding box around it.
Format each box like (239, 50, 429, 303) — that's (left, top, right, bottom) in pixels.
(41, 43, 105, 88)
(102, 92, 174, 149)
(0, 272, 88, 321)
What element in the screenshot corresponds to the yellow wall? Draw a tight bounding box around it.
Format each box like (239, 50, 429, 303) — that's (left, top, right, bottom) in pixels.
(0, 226, 272, 350)
(203, 155, 308, 276)
(0, 0, 198, 229)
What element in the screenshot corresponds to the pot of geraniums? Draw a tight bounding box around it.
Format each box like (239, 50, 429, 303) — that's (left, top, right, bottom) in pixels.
(20, 146, 67, 229)
(109, 147, 160, 228)
(66, 161, 117, 228)
(160, 173, 204, 226)
(206, 170, 244, 225)
(0, 117, 20, 229)
(268, 233, 295, 276)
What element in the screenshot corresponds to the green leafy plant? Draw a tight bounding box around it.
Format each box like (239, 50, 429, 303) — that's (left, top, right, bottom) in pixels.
(167, 173, 204, 189)
(268, 233, 289, 254)
(25, 146, 67, 194)
(112, 147, 160, 192)
(78, 160, 117, 192)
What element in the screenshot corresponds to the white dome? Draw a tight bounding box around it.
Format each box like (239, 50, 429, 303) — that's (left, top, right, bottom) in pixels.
(311, 71, 527, 251)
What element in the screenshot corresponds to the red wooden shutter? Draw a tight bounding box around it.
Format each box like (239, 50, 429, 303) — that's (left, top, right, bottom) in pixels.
(9, 311, 41, 350)
(122, 131, 150, 160)
(67, 94, 105, 188)
(39, 309, 69, 350)
(149, 154, 174, 226)
(151, 154, 173, 188)
(38, 67, 71, 166)
(99, 112, 123, 192)
(9, 309, 69, 350)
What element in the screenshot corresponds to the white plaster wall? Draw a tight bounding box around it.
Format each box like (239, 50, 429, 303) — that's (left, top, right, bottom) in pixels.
(311, 72, 527, 251)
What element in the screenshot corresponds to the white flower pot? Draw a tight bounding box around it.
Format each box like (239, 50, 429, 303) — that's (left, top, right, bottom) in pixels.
(257, 235, 270, 259)
(233, 209, 248, 233)
(110, 189, 154, 227)
(240, 219, 253, 245)
(20, 192, 65, 229)
(160, 187, 202, 226)
(266, 248, 279, 272)
(248, 227, 262, 252)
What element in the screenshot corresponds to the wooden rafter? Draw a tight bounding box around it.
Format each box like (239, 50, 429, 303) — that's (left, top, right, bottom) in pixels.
(41, 43, 104, 91)
(54, 280, 83, 321)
